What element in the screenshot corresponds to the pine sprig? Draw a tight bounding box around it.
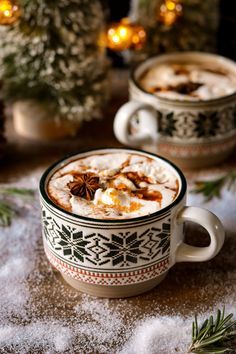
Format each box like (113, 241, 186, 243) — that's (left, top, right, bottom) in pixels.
(0, 200, 15, 227)
(192, 169, 236, 202)
(0, 187, 34, 227)
(188, 307, 236, 353)
(0, 187, 34, 198)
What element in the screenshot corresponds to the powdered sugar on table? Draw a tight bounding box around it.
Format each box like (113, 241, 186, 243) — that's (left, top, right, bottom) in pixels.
(0, 168, 235, 354)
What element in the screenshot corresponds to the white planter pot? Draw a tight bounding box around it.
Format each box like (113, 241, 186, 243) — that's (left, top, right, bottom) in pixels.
(13, 100, 80, 140)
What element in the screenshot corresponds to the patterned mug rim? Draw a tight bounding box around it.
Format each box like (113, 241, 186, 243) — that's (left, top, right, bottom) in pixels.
(39, 147, 187, 224)
(130, 51, 236, 107)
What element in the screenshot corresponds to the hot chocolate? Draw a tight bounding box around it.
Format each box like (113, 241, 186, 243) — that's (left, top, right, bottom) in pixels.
(47, 152, 179, 219)
(140, 62, 236, 101)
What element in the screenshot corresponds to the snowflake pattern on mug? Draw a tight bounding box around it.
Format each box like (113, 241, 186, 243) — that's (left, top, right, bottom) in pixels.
(42, 209, 171, 269)
(157, 105, 236, 139)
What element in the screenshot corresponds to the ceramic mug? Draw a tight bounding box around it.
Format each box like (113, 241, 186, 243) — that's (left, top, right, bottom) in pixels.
(113, 52, 236, 169)
(39, 148, 225, 298)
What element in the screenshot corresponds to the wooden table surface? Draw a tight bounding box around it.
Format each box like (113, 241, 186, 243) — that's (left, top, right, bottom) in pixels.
(0, 70, 236, 354)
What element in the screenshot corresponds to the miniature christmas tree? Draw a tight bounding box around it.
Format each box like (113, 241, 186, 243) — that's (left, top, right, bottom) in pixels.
(0, 0, 108, 123)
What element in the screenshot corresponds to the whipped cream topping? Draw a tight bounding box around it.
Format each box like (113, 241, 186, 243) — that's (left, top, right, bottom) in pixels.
(140, 63, 236, 101)
(47, 153, 179, 220)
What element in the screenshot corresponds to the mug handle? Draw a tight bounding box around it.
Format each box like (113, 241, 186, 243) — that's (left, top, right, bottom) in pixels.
(175, 206, 225, 262)
(113, 101, 158, 146)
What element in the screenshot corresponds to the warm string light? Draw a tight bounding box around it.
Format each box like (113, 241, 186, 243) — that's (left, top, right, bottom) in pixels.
(0, 0, 20, 25)
(131, 24, 146, 50)
(159, 0, 183, 26)
(105, 18, 146, 52)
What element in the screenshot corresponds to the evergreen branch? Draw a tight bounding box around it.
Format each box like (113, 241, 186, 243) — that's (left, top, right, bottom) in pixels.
(0, 201, 15, 227)
(192, 169, 236, 202)
(0, 187, 34, 198)
(0, 187, 34, 227)
(188, 307, 236, 353)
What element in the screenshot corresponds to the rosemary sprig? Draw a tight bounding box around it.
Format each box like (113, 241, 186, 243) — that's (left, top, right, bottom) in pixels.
(188, 307, 236, 353)
(0, 187, 34, 227)
(192, 169, 236, 202)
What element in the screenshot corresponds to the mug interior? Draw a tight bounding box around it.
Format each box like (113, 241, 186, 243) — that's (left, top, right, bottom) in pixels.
(39, 147, 187, 224)
(132, 52, 236, 105)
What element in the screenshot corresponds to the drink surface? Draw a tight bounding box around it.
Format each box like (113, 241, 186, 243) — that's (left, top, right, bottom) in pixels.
(47, 153, 179, 220)
(139, 62, 236, 101)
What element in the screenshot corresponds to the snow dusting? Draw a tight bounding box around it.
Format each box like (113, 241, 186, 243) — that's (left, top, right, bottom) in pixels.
(0, 168, 235, 353)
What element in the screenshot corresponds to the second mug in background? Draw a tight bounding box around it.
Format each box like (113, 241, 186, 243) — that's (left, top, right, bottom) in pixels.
(114, 52, 236, 169)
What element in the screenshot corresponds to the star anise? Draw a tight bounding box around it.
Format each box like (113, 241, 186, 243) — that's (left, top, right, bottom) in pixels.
(68, 173, 100, 201)
(173, 81, 203, 94)
(150, 82, 203, 95)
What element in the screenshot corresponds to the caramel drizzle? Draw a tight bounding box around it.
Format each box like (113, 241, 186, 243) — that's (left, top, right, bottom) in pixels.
(50, 155, 179, 211)
(113, 172, 179, 203)
(131, 189, 162, 202)
(142, 63, 230, 97)
(107, 171, 166, 204)
(148, 82, 203, 95)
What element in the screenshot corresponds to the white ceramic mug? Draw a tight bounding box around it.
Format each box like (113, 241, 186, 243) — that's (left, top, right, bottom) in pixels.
(39, 148, 225, 298)
(114, 52, 236, 169)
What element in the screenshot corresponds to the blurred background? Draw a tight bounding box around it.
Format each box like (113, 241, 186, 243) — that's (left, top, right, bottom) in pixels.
(0, 0, 236, 167)
(106, 0, 236, 65)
